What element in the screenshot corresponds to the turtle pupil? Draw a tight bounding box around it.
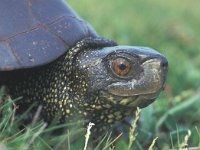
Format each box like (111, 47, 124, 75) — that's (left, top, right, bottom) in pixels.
(119, 64, 127, 71)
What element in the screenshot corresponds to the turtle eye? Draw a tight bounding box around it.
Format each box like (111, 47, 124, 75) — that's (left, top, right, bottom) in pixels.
(112, 58, 131, 77)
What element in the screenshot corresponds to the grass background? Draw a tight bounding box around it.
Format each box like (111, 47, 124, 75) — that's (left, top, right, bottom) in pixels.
(67, 0, 200, 148)
(1, 0, 200, 149)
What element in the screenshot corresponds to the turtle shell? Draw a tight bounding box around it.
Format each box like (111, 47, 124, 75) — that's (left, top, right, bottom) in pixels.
(0, 0, 97, 71)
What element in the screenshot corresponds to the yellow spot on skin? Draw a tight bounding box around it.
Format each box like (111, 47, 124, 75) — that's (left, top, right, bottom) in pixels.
(108, 114, 114, 118)
(84, 103, 89, 107)
(86, 107, 92, 111)
(42, 96, 46, 101)
(114, 111, 121, 116)
(108, 96, 114, 101)
(116, 114, 122, 120)
(108, 119, 113, 123)
(100, 115, 104, 119)
(95, 105, 102, 109)
(119, 98, 130, 105)
(103, 104, 111, 108)
(106, 96, 117, 104)
(64, 100, 67, 105)
(64, 76, 67, 80)
(66, 109, 70, 114)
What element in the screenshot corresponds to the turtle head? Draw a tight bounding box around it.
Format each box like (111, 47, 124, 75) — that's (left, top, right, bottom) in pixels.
(73, 44, 168, 109)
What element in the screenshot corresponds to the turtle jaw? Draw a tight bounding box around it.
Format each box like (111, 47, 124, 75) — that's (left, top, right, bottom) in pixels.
(106, 56, 168, 107)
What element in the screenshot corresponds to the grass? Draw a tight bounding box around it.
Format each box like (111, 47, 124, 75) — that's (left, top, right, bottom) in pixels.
(1, 0, 200, 149)
(68, 0, 200, 149)
(0, 95, 157, 150)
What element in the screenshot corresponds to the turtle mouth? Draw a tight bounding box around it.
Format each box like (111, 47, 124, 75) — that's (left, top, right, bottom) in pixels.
(99, 90, 160, 108)
(117, 92, 160, 107)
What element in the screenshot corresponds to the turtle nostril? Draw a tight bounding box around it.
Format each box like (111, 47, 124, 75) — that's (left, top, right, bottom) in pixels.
(161, 62, 168, 70)
(160, 56, 168, 82)
(160, 57, 168, 69)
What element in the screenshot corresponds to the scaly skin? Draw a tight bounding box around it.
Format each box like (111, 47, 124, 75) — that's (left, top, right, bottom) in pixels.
(2, 38, 168, 133)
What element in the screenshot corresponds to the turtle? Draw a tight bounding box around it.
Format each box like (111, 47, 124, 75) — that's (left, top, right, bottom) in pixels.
(0, 0, 168, 134)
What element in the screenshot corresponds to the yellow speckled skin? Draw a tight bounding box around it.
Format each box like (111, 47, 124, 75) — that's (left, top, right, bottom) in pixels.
(3, 38, 168, 133)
